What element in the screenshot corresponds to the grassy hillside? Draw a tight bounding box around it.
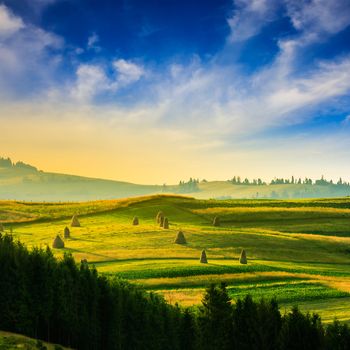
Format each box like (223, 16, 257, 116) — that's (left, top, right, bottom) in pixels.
(2, 195, 350, 323)
(0, 330, 70, 349)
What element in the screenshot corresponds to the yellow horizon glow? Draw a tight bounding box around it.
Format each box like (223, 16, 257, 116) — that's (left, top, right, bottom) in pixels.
(2, 102, 350, 184)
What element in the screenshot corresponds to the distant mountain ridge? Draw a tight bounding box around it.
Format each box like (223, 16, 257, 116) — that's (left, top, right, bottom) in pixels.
(1, 156, 350, 201)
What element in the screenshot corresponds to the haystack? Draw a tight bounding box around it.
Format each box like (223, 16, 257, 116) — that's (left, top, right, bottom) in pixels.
(71, 215, 80, 227)
(0, 223, 4, 232)
(239, 249, 247, 264)
(156, 211, 164, 224)
(133, 217, 139, 225)
(163, 217, 169, 229)
(200, 250, 208, 263)
(213, 216, 220, 227)
(52, 235, 64, 249)
(159, 216, 165, 227)
(174, 231, 186, 244)
(64, 226, 70, 239)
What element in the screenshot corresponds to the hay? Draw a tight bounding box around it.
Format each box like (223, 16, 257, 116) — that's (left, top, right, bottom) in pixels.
(163, 217, 169, 229)
(200, 250, 208, 263)
(52, 235, 64, 249)
(0, 223, 4, 232)
(156, 211, 164, 224)
(159, 216, 165, 227)
(174, 231, 186, 244)
(71, 215, 80, 227)
(133, 217, 139, 225)
(213, 216, 220, 227)
(64, 226, 70, 239)
(239, 249, 247, 264)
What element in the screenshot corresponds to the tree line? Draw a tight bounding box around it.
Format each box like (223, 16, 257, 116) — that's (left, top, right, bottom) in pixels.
(229, 175, 350, 187)
(0, 233, 349, 350)
(0, 156, 38, 172)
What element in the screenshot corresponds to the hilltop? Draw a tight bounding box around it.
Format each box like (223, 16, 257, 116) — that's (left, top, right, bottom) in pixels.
(0, 157, 163, 201)
(1, 156, 350, 200)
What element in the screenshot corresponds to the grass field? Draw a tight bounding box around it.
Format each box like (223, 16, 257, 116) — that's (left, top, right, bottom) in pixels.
(1, 195, 350, 323)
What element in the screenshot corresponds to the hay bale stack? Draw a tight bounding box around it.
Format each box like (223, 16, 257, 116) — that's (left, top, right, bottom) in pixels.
(0, 223, 4, 232)
(213, 216, 220, 227)
(64, 226, 70, 239)
(156, 211, 164, 224)
(133, 216, 139, 225)
(174, 231, 186, 244)
(239, 249, 247, 264)
(200, 250, 208, 263)
(163, 217, 169, 229)
(52, 235, 64, 249)
(71, 215, 80, 227)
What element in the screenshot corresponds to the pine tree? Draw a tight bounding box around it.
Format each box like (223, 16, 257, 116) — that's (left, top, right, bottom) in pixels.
(199, 283, 233, 350)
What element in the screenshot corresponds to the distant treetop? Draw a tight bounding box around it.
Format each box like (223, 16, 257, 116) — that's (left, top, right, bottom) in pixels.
(228, 175, 350, 187)
(0, 157, 38, 172)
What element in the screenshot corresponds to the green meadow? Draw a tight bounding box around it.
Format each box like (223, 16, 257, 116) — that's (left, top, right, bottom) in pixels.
(2, 195, 350, 323)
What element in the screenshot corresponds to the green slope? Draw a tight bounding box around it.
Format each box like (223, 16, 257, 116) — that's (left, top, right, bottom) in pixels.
(2, 195, 350, 322)
(0, 330, 70, 350)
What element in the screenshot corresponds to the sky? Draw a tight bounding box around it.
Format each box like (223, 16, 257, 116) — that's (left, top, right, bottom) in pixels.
(1, 0, 350, 184)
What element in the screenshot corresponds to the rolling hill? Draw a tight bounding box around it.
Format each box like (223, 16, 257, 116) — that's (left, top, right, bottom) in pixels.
(1, 156, 350, 201)
(2, 194, 350, 323)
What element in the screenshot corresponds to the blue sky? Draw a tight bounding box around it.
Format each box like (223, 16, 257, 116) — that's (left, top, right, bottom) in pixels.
(0, 0, 350, 183)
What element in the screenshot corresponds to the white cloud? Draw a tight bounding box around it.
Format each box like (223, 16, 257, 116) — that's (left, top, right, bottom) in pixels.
(228, 0, 350, 44)
(87, 32, 101, 52)
(228, 0, 280, 42)
(0, 4, 63, 98)
(70, 60, 145, 102)
(113, 59, 145, 84)
(0, 4, 24, 37)
(286, 0, 350, 35)
(71, 64, 109, 102)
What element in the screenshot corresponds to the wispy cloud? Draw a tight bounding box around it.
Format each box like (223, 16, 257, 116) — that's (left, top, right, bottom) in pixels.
(0, 4, 63, 99)
(113, 59, 145, 85)
(70, 59, 145, 102)
(87, 32, 101, 52)
(228, 0, 280, 42)
(0, 4, 24, 37)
